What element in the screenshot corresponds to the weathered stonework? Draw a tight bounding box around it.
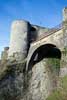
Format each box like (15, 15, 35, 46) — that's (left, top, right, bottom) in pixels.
(0, 7, 67, 100)
(27, 58, 60, 100)
(0, 58, 60, 100)
(1, 47, 9, 63)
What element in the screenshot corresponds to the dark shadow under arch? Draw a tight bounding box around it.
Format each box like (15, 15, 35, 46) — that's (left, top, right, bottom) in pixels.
(28, 44, 61, 71)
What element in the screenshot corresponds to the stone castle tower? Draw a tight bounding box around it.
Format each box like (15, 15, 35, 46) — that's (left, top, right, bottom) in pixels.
(0, 7, 67, 100)
(8, 20, 48, 62)
(0, 7, 67, 63)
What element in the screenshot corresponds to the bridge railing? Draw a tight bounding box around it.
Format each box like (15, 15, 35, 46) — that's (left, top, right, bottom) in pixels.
(34, 22, 63, 42)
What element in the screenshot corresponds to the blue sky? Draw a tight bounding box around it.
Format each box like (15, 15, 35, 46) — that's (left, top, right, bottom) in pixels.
(0, 0, 67, 58)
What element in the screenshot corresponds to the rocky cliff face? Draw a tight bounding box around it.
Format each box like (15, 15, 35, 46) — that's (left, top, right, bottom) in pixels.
(27, 58, 60, 100)
(0, 58, 60, 100)
(0, 63, 24, 100)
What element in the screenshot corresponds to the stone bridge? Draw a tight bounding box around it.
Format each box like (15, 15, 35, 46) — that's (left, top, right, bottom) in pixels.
(1, 7, 67, 100)
(26, 23, 66, 71)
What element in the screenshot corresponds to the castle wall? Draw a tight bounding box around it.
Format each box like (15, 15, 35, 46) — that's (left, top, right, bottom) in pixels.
(26, 29, 63, 70)
(8, 20, 30, 61)
(32, 25, 49, 40)
(8, 20, 49, 62)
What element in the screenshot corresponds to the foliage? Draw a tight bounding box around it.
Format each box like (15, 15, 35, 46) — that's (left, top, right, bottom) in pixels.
(63, 47, 67, 56)
(46, 58, 60, 75)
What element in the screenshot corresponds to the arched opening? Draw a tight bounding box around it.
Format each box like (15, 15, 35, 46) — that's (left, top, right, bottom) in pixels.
(28, 44, 61, 70)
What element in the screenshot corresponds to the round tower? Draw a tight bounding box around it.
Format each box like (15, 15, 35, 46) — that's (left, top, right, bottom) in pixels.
(1, 47, 9, 62)
(8, 20, 30, 61)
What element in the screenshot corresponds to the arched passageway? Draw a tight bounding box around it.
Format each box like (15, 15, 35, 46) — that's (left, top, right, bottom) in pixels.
(27, 44, 61, 70)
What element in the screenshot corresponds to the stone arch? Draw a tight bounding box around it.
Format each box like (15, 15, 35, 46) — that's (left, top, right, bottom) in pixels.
(26, 43, 61, 71)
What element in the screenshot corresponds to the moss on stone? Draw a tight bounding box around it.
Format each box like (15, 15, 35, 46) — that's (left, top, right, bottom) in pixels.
(46, 58, 60, 75)
(63, 47, 67, 56)
(46, 75, 67, 100)
(61, 47, 67, 67)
